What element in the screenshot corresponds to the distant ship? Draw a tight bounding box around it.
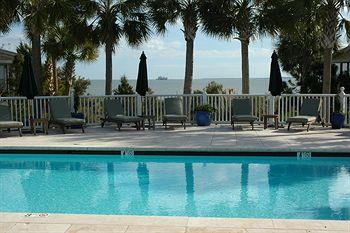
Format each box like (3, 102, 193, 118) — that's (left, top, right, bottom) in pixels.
(157, 76, 168, 80)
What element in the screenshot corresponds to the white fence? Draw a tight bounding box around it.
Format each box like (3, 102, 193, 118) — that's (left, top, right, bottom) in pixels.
(1, 91, 349, 129)
(0, 96, 70, 129)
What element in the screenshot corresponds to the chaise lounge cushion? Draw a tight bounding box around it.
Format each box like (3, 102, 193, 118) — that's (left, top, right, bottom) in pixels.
(163, 114, 187, 122)
(286, 116, 317, 124)
(108, 115, 142, 123)
(0, 121, 23, 128)
(231, 115, 258, 122)
(54, 118, 85, 126)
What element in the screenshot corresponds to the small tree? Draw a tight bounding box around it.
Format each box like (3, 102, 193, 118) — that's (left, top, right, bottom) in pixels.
(113, 75, 135, 95)
(73, 77, 91, 113)
(193, 81, 227, 94)
(205, 81, 226, 94)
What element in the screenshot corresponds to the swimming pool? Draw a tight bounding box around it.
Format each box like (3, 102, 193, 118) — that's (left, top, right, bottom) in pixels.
(0, 154, 349, 220)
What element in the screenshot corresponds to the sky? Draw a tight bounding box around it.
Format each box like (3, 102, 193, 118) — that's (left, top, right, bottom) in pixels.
(1, 19, 348, 81)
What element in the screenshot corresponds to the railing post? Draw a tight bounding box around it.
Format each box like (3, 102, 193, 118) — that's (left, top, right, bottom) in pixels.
(136, 94, 142, 116)
(339, 87, 346, 114)
(70, 90, 75, 113)
(202, 92, 208, 105)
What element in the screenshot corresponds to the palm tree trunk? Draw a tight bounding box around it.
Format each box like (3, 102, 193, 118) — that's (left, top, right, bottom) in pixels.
(31, 32, 42, 95)
(105, 41, 113, 95)
(322, 48, 333, 94)
(52, 58, 58, 95)
(241, 39, 250, 94)
(184, 38, 194, 94)
(63, 56, 75, 95)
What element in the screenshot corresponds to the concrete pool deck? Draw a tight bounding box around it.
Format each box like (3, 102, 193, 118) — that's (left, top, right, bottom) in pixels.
(1, 125, 350, 232)
(0, 124, 350, 153)
(1, 212, 349, 233)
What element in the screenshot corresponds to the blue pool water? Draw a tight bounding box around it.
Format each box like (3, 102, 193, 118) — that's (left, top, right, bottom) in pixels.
(0, 154, 349, 220)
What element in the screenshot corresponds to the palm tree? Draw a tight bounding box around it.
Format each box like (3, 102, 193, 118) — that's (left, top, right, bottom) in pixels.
(92, 0, 150, 95)
(44, 23, 98, 95)
(148, 0, 200, 94)
(43, 9, 97, 95)
(1, 0, 80, 94)
(200, 0, 278, 94)
(319, 0, 349, 94)
(265, 0, 323, 93)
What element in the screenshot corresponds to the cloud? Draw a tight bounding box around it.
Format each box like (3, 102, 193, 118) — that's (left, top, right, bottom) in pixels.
(0, 32, 27, 52)
(113, 37, 184, 59)
(195, 47, 272, 59)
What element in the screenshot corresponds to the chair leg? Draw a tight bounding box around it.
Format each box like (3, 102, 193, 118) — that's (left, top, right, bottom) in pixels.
(250, 122, 254, 130)
(288, 122, 292, 131)
(164, 122, 167, 129)
(307, 124, 310, 132)
(62, 125, 66, 134)
(183, 122, 186, 129)
(232, 122, 235, 130)
(118, 123, 121, 131)
(18, 128, 22, 137)
(81, 125, 85, 133)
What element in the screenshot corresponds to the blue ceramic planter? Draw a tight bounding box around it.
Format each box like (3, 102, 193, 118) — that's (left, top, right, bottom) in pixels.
(195, 111, 212, 126)
(330, 113, 345, 129)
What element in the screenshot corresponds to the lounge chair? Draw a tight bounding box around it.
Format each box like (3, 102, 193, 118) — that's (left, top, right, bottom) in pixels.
(101, 99, 142, 130)
(0, 102, 23, 136)
(287, 98, 323, 132)
(49, 98, 85, 133)
(231, 98, 257, 130)
(163, 98, 187, 129)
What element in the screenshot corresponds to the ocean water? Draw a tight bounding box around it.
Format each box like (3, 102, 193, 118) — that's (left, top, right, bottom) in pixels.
(87, 78, 271, 95)
(1, 154, 349, 220)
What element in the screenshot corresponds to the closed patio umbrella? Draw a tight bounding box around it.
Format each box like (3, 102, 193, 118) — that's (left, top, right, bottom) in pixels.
(19, 53, 38, 99)
(136, 52, 148, 96)
(269, 51, 283, 96)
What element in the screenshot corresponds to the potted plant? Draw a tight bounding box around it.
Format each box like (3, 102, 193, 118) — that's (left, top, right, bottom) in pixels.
(194, 104, 216, 126)
(70, 91, 85, 129)
(330, 97, 345, 129)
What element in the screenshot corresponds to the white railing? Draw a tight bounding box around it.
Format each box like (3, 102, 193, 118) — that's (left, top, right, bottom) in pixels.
(1, 90, 349, 129)
(276, 94, 337, 124)
(142, 94, 203, 123)
(79, 95, 138, 125)
(345, 94, 350, 126)
(207, 94, 268, 123)
(0, 96, 71, 129)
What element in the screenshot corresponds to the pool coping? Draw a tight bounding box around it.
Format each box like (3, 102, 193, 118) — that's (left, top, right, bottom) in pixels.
(0, 146, 349, 157)
(1, 212, 349, 233)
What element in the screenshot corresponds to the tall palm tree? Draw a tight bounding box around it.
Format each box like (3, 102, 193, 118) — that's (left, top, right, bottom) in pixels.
(200, 0, 278, 94)
(1, 0, 79, 94)
(43, 9, 97, 95)
(92, 0, 150, 95)
(148, 0, 200, 94)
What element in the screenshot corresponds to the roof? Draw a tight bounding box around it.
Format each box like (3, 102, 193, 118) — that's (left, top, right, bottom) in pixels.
(0, 48, 17, 64)
(333, 45, 350, 63)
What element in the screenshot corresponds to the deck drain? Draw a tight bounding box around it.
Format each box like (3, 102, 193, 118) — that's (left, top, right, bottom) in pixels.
(24, 213, 49, 218)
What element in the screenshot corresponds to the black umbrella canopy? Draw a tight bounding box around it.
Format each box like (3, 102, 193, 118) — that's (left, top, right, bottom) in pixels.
(19, 53, 38, 99)
(269, 51, 283, 96)
(136, 52, 148, 96)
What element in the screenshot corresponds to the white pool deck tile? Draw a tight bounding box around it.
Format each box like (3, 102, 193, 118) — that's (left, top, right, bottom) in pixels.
(0, 213, 349, 233)
(0, 124, 350, 153)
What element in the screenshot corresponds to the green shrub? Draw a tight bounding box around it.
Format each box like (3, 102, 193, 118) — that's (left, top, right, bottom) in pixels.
(194, 104, 216, 113)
